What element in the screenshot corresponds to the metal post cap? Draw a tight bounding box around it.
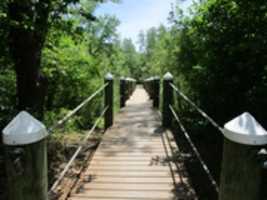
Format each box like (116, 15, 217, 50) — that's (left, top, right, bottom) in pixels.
(223, 112, 267, 145)
(105, 72, 113, 80)
(163, 72, 173, 80)
(2, 111, 48, 145)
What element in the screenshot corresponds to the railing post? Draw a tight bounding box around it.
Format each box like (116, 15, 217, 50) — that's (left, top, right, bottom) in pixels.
(162, 72, 173, 127)
(2, 111, 48, 200)
(148, 78, 153, 99)
(219, 112, 267, 200)
(153, 76, 160, 108)
(104, 73, 113, 129)
(120, 77, 126, 108)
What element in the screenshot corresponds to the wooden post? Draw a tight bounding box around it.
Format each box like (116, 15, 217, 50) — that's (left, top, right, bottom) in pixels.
(162, 72, 173, 128)
(105, 73, 114, 129)
(219, 112, 267, 200)
(120, 77, 126, 108)
(149, 78, 153, 100)
(153, 77, 160, 108)
(3, 111, 48, 200)
(219, 139, 261, 200)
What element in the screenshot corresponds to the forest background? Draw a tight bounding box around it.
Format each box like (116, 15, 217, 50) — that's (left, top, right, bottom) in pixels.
(1, 0, 267, 198)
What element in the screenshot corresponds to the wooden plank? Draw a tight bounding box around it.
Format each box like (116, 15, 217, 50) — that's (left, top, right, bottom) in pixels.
(69, 197, 170, 200)
(96, 150, 167, 153)
(93, 152, 167, 156)
(100, 139, 162, 142)
(89, 160, 171, 166)
(83, 177, 175, 184)
(99, 142, 163, 146)
(67, 86, 195, 200)
(70, 190, 174, 199)
(87, 165, 172, 172)
(92, 156, 170, 161)
(81, 183, 174, 191)
(85, 171, 172, 177)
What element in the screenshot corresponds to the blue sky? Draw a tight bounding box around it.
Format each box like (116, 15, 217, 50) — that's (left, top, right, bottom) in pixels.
(95, 0, 193, 45)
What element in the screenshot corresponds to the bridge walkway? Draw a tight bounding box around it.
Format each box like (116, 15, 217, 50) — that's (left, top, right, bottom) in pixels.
(68, 85, 195, 200)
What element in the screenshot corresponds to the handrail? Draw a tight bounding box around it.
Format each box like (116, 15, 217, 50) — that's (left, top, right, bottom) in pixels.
(48, 83, 108, 133)
(3, 76, 114, 200)
(48, 83, 109, 193)
(169, 105, 219, 193)
(49, 106, 108, 194)
(170, 83, 223, 132)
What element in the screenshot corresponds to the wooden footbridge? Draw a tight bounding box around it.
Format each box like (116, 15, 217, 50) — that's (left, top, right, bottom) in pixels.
(2, 73, 267, 200)
(67, 86, 194, 200)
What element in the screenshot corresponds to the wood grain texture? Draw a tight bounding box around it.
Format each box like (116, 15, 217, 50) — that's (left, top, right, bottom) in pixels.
(68, 86, 196, 200)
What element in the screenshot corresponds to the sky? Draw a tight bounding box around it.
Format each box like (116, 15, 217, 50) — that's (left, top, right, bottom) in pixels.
(94, 0, 193, 46)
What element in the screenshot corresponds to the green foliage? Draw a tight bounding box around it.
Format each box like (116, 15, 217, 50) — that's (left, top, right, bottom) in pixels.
(0, 0, 126, 132)
(141, 0, 267, 125)
(0, 69, 16, 130)
(176, 0, 267, 124)
(139, 3, 267, 197)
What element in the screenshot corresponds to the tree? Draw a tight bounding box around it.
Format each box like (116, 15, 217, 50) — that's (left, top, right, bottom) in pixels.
(6, 0, 116, 119)
(120, 38, 142, 79)
(176, 0, 267, 124)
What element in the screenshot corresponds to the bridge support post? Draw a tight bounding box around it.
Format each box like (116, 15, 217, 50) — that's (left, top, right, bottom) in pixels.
(105, 73, 114, 129)
(149, 78, 154, 100)
(153, 76, 160, 108)
(162, 72, 173, 128)
(2, 111, 48, 200)
(120, 77, 126, 108)
(219, 113, 267, 200)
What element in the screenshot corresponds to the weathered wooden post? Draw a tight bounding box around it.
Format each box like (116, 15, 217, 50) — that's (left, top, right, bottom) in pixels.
(2, 111, 48, 200)
(104, 73, 114, 129)
(124, 78, 129, 100)
(219, 112, 267, 200)
(148, 78, 153, 99)
(143, 79, 148, 94)
(162, 72, 173, 128)
(120, 77, 126, 108)
(153, 76, 160, 108)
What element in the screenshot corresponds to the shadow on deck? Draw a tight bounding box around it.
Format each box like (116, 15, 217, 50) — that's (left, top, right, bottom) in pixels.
(67, 85, 197, 200)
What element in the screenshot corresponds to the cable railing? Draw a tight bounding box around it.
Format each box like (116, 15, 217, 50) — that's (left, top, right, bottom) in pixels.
(2, 73, 138, 200)
(48, 83, 108, 133)
(47, 82, 108, 189)
(145, 76, 220, 193)
(144, 73, 267, 199)
(169, 83, 223, 132)
(169, 104, 219, 193)
(48, 76, 137, 195)
(169, 83, 222, 193)
(49, 106, 108, 195)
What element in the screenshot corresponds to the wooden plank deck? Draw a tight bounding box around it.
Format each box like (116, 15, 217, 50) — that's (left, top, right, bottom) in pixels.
(68, 86, 196, 200)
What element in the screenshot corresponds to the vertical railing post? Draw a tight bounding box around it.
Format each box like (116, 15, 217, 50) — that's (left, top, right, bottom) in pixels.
(153, 76, 160, 108)
(162, 72, 173, 128)
(120, 77, 126, 108)
(148, 78, 153, 99)
(2, 111, 48, 200)
(219, 112, 267, 200)
(104, 73, 113, 129)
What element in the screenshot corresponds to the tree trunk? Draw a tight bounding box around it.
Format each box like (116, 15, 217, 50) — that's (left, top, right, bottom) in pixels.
(8, 1, 49, 119)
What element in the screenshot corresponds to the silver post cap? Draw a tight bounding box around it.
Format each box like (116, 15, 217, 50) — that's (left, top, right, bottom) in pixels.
(223, 112, 267, 145)
(105, 72, 113, 80)
(163, 72, 173, 80)
(2, 111, 48, 145)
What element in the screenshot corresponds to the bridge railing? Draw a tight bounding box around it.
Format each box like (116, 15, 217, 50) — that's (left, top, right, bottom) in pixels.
(2, 73, 136, 200)
(143, 76, 160, 108)
(120, 77, 137, 108)
(144, 72, 267, 200)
